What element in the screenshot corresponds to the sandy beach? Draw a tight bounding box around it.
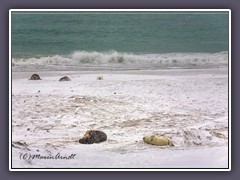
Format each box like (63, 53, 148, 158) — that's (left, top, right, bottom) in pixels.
(11, 68, 229, 169)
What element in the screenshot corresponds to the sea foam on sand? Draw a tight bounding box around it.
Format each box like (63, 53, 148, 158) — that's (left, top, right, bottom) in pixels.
(11, 68, 229, 169)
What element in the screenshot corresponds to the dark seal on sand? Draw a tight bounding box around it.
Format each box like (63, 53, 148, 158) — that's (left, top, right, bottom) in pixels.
(79, 130, 107, 144)
(29, 74, 41, 80)
(59, 76, 71, 81)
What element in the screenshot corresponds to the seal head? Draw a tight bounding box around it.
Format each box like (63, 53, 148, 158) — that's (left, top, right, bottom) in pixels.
(29, 74, 41, 80)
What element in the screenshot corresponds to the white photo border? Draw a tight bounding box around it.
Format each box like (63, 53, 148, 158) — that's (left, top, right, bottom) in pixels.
(9, 9, 231, 171)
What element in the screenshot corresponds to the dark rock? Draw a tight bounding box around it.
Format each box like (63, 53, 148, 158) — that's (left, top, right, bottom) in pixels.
(79, 130, 107, 144)
(29, 74, 41, 80)
(59, 76, 71, 81)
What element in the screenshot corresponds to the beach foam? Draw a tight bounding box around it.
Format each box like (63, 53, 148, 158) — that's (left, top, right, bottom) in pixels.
(12, 51, 228, 71)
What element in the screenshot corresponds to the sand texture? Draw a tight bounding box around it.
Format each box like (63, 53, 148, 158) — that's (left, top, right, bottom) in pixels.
(11, 68, 228, 168)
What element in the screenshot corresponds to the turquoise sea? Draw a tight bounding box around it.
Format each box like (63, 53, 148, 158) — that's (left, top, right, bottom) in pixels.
(11, 11, 229, 70)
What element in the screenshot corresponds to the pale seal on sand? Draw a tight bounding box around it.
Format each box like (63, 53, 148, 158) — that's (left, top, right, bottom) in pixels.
(59, 76, 71, 81)
(29, 74, 41, 80)
(143, 134, 174, 146)
(96, 75, 103, 80)
(79, 130, 107, 144)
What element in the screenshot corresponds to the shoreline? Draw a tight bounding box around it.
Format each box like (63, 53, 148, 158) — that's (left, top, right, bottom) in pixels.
(12, 67, 228, 79)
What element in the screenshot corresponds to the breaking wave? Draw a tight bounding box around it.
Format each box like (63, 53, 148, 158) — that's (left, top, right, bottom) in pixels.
(12, 51, 228, 70)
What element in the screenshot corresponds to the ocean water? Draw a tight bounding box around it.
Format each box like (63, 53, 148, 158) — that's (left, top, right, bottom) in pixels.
(11, 11, 229, 71)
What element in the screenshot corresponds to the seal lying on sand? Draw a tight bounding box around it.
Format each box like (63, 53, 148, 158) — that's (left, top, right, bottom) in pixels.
(143, 134, 174, 146)
(29, 74, 41, 80)
(59, 76, 71, 81)
(79, 130, 107, 144)
(96, 75, 103, 80)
